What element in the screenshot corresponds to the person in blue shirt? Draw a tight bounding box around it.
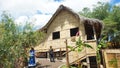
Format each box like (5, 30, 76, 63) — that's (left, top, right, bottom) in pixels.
(28, 47, 36, 67)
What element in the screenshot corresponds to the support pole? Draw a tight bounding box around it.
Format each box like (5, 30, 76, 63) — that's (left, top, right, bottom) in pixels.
(65, 39, 70, 68)
(86, 56, 90, 68)
(60, 48, 62, 60)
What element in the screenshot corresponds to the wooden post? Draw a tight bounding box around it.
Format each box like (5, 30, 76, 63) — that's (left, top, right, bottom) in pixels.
(86, 57, 90, 68)
(65, 39, 70, 68)
(78, 61, 81, 68)
(60, 48, 62, 60)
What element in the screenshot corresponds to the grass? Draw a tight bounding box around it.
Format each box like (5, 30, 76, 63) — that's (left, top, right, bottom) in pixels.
(60, 65, 77, 68)
(60, 65, 67, 68)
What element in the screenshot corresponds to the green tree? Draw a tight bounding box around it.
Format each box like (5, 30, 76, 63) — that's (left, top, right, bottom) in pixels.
(79, 7, 92, 18)
(102, 17, 117, 39)
(111, 6, 120, 24)
(0, 11, 44, 68)
(92, 2, 110, 20)
(110, 6, 120, 40)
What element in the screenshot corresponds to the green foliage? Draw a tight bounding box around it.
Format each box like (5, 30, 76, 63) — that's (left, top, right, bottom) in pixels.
(111, 6, 120, 23)
(60, 65, 77, 68)
(76, 37, 92, 52)
(79, 7, 92, 18)
(68, 37, 93, 52)
(0, 11, 44, 68)
(92, 2, 110, 20)
(97, 37, 107, 49)
(96, 37, 107, 64)
(103, 17, 117, 35)
(67, 46, 75, 51)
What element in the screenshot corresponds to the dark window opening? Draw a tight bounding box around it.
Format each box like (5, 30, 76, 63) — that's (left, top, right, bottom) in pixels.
(70, 27, 79, 37)
(84, 22, 94, 40)
(89, 56, 97, 68)
(52, 31, 60, 40)
(87, 34, 94, 40)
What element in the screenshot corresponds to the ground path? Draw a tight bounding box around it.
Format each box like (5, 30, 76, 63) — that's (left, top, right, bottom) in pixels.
(35, 58, 65, 68)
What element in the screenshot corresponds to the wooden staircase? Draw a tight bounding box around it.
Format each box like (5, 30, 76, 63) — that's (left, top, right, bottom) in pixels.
(68, 40, 97, 64)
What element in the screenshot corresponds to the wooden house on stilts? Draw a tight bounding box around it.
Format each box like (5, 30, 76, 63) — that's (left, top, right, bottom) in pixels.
(35, 5, 103, 68)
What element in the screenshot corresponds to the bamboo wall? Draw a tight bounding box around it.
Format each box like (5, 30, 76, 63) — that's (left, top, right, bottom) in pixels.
(102, 49, 120, 68)
(39, 10, 86, 50)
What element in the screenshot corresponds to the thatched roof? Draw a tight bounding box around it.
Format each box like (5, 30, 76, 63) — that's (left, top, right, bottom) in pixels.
(83, 18, 103, 39)
(39, 5, 103, 39)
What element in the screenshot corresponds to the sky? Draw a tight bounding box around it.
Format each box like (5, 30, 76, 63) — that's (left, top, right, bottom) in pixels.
(0, 0, 120, 30)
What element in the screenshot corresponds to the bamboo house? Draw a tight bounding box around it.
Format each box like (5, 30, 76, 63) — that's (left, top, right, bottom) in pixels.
(35, 5, 103, 68)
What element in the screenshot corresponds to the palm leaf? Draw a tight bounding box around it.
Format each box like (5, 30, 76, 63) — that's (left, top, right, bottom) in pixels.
(67, 46, 75, 51)
(84, 44, 93, 49)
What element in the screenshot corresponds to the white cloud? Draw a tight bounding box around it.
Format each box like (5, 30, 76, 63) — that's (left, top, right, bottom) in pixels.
(15, 16, 29, 26)
(115, 2, 120, 6)
(15, 14, 52, 29)
(30, 14, 52, 29)
(0, 0, 111, 30)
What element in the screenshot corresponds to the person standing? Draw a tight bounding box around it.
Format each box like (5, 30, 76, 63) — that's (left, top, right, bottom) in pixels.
(49, 46, 55, 62)
(28, 47, 36, 67)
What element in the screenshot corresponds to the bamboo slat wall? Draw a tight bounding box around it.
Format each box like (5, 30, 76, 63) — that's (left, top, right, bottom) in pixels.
(102, 49, 120, 68)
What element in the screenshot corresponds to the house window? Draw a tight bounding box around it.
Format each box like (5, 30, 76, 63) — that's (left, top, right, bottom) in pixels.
(70, 27, 79, 37)
(52, 31, 60, 40)
(87, 34, 94, 40)
(89, 56, 97, 68)
(84, 22, 94, 40)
